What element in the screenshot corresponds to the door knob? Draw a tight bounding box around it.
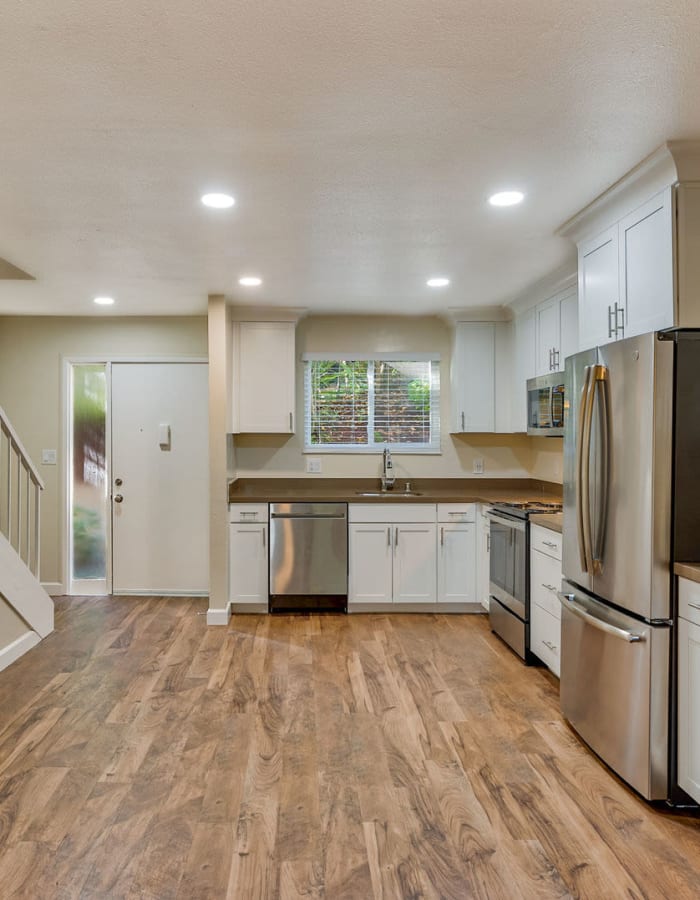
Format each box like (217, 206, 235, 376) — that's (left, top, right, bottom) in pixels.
(115, 478, 123, 486)
(114, 494, 123, 503)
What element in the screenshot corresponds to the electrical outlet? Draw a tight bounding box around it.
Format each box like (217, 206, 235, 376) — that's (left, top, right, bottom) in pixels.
(306, 457, 322, 474)
(41, 449, 57, 465)
(473, 457, 484, 475)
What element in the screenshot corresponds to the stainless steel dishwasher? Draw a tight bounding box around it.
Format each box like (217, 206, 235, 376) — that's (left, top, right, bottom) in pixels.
(269, 502, 348, 612)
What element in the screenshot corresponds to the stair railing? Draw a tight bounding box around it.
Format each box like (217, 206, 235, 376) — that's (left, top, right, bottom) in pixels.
(0, 405, 44, 578)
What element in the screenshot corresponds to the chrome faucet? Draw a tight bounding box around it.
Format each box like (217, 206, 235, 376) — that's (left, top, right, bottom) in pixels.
(381, 448, 395, 490)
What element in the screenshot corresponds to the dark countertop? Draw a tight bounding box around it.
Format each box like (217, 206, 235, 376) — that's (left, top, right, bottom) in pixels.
(675, 562, 700, 584)
(530, 512, 563, 534)
(228, 477, 563, 505)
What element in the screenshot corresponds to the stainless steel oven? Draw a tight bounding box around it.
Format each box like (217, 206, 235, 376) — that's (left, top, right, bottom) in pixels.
(527, 372, 565, 436)
(488, 510, 528, 659)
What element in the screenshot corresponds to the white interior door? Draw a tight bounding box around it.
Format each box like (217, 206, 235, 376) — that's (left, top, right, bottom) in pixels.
(111, 363, 209, 594)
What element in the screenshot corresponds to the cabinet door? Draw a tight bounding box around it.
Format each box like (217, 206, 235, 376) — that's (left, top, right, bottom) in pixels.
(558, 291, 579, 367)
(678, 616, 700, 803)
(477, 510, 491, 611)
(578, 226, 619, 351)
(451, 324, 495, 432)
(530, 603, 561, 677)
(349, 524, 393, 603)
(233, 322, 295, 433)
(513, 309, 536, 433)
(535, 299, 560, 376)
(393, 524, 437, 603)
(437, 523, 476, 603)
(619, 190, 674, 339)
(229, 524, 268, 604)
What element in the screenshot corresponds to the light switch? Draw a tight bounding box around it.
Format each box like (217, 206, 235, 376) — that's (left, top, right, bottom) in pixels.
(158, 423, 171, 449)
(473, 457, 484, 474)
(41, 449, 57, 465)
(306, 457, 322, 474)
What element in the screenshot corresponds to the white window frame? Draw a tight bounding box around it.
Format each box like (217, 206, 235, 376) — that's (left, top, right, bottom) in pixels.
(303, 352, 441, 454)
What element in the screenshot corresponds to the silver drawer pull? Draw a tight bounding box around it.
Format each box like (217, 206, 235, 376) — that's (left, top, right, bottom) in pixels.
(262, 528, 266, 548)
(542, 540, 558, 549)
(542, 583, 558, 593)
(240, 511, 258, 520)
(543, 640, 558, 652)
(448, 511, 466, 516)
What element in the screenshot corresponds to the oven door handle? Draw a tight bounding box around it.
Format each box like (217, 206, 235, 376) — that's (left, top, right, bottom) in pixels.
(487, 512, 526, 533)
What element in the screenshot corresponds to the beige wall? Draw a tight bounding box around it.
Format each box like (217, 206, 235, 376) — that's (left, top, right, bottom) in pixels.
(0, 595, 31, 647)
(0, 316, 207, 587)
(234, 315, 563, 483)
(529, 437, 564, 483)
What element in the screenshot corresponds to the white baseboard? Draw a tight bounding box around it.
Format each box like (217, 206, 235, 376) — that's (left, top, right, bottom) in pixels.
(207, 605, 232, 626)
(230, 602, 268, 614)
(42, 582, 65, 597)
(0, 631, 41, 674)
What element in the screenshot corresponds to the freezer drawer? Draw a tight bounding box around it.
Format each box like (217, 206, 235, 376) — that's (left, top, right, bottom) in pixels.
(559, 581, 670, 800)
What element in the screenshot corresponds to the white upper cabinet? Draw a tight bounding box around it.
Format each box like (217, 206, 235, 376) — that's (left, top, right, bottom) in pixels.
(512, 309, 536, 433)
(535, 298, 560, 375)
(450, 323, 495, 433)
(559, 291, 579, 366)
(619, 190, 674, 338)
(231, 321, 296, 433)
(578, 226, 619, 351)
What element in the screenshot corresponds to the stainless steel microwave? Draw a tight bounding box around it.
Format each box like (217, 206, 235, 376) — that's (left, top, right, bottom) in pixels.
(526, 373, 565, 436)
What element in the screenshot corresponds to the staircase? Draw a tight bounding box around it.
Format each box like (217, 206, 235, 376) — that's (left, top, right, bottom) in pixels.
(0, 405, 53, 672)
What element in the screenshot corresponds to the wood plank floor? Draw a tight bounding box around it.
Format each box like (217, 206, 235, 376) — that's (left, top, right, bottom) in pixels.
(1, 597, 700, 899)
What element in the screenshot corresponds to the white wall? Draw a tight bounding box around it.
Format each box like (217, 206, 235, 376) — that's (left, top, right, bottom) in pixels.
(0, 316, 208, 588)
(234, 315, 561, 482)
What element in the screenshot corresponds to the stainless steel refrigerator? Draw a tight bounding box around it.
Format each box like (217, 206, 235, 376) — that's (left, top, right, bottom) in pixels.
(561, 329, 700, 803)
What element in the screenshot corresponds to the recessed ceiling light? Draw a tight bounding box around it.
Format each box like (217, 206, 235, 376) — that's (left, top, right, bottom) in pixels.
(427, 277, 450, 288)
(93, 296, 115, 306)
(239, 276, 262, 287)
(488, 190, 525, 207)
(201, 192, 235, 209)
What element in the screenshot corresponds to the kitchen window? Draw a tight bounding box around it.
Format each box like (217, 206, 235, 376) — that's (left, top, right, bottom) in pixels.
(303, 353, 441, 452)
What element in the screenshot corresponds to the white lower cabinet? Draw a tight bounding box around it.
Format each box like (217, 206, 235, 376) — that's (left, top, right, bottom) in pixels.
(678, 577, 700, 803)
(229, 503, 269, 608)
(348, 524, 393, 603)
(437, 523, 476, 604)
(529, 524, 562, 676)
(476, 504, 491, 610)
(394, 524, 438, 603)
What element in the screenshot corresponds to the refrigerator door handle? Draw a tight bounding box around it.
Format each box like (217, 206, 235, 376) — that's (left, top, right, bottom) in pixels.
(557, 592, 645, 643)
(590, 365, 610, 575)
(577, 365, 595, 573)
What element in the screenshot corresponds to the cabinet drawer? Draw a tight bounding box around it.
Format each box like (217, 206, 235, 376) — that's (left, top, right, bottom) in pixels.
(530, 549, 562, 619)
(679, 577, 700, 628)
(437, 503, 476, 523)
(530, 523, 562, 560)
(229, 503, 269, 523)
(349, 504, 436, 524)
(530, 606, 561, 676)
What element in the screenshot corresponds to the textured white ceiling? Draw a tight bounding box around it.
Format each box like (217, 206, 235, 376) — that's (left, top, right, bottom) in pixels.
(1, 1, 700, 316)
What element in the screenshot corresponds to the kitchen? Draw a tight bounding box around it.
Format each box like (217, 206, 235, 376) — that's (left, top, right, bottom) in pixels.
(3, 3, 700, 897)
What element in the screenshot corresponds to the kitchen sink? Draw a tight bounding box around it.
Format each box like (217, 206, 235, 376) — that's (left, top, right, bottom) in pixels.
(355, 491, 423, 497)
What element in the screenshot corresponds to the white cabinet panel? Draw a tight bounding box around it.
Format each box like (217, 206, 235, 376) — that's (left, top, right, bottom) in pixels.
(229, 524, 268, 604)
(513, 309, 536, 433)
(232, 321, 295, 433)
(394, 524, 437, 603)
(437, 523, 476, 603)
(579, 226, 619, 351)
(451, 323, 495, 432)
(678, 615, 700, 804)
(535, 299, 560, 376)
(349, 524, 393, 603)
(559, 292, 579, 366)
(476, 504, 491, 610)
(530, 604, 561, 677)
(619, 190, 674, 338)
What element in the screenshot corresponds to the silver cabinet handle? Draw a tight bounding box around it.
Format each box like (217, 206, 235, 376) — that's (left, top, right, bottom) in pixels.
(289, 411, 293, 430)
(558, 592, 645, 642)
(548, 348, 553, 371)
(440, 526, 444, 547)
(543, 640, 558, 652)
(387, 526, 391, 547)
(262, 527, 266, 548)
(616, 305, 625, 338)
(461, 411, 465, 430)
(114, 494, 123, 503)
(542, 540, 558, 549)
(395, 527, 399, 549)
(608, 305, 615, 339)
(486, 535, 490, 552)
(542, 583, 558, 593)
